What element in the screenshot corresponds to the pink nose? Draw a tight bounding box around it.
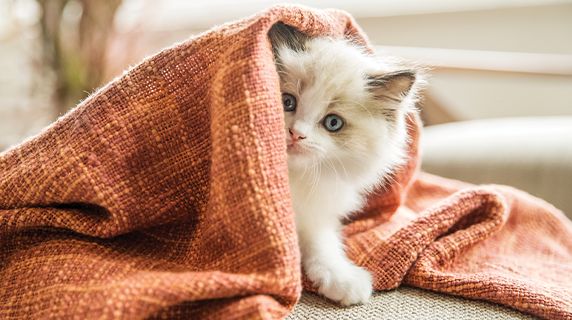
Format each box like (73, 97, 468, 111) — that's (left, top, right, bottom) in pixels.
(288, 128, 306, 141)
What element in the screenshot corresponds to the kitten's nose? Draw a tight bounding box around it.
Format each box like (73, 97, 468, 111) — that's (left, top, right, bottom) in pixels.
(288, 128, 306, 141)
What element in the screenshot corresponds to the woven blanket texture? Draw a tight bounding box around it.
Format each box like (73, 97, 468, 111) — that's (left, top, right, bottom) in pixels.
(1, 5, 571, 320)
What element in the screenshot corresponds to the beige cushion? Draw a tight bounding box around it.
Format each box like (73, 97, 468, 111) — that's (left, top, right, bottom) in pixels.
(422, 117, 572, 218)
(288, 287, 532, 319)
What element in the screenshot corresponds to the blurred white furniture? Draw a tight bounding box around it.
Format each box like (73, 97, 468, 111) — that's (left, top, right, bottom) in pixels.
(422, 117, 572, 218)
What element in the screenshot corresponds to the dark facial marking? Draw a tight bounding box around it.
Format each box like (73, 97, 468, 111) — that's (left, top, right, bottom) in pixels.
(268, 22, 309, 54)
(367, 70, 416, 102)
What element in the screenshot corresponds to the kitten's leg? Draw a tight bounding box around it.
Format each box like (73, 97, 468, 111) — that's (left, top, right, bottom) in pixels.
(297, 218, 372, 306)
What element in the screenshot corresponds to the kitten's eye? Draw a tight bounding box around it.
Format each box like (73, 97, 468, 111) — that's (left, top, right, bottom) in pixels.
(282, 93, 297, 112)
(323, 114, 344, 132)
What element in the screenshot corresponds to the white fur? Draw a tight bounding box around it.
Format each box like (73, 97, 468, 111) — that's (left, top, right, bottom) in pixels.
(277, 37, 418, 306)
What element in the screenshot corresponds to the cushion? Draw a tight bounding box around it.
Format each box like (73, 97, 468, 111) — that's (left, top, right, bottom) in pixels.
(289, 287, 533, 319)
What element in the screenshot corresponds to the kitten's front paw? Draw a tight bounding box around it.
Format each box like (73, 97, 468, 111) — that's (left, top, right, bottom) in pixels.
(307, 263, 373, 306)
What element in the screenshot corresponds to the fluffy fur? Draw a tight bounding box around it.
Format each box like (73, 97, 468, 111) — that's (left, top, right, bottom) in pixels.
(269, 23, 421, 306)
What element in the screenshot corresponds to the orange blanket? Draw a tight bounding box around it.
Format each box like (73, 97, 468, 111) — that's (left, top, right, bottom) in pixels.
(1, 5, 570, 319)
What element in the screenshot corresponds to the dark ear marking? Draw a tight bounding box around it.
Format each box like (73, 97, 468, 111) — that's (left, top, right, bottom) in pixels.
(367, 70, 416, 102)
(268, 22, 309, 54)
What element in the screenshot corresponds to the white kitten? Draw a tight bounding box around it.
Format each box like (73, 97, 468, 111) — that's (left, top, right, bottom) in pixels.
(269, 23, 420, 306)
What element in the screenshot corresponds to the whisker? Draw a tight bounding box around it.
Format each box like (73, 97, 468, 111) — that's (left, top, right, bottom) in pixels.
(331, 153, 350, 180)
(324, 157, 342, 187)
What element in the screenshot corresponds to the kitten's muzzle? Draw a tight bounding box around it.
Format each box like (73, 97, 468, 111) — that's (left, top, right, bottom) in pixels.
(288, 128, 306, 141)
(287, 143, 306, 155)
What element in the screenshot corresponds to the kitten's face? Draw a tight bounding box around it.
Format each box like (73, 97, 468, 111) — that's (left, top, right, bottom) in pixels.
(275, 37, 417, 175)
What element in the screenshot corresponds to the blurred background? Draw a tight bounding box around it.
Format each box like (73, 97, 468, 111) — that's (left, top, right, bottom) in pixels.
(1, 0, 572, 213)
(1, 0, 571, 150)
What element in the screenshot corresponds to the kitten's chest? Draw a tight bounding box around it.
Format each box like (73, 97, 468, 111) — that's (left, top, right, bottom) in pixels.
(288, 173, 364, 219)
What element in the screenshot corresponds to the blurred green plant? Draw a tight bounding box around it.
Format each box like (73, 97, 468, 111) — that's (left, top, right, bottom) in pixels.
(37, 0, 122, 116)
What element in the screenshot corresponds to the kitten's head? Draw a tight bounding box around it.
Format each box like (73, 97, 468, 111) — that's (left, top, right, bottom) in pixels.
(269, 23, 422, 182)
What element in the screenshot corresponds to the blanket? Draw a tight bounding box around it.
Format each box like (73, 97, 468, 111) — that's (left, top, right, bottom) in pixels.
(1, 5, 571, 319)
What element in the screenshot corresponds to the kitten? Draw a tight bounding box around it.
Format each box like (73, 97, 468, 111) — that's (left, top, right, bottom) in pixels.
(269, 23, 421, 306)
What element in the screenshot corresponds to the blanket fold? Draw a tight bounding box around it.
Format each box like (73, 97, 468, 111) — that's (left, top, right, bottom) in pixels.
(1, 5, 571, 319)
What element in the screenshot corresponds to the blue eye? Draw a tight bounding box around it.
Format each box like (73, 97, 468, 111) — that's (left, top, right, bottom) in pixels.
(323, 114, 344, 132)
(282, 93, 297, 112)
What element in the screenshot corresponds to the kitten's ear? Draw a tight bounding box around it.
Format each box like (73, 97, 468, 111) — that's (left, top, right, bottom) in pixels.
(367, 70, 417, 102)
(268, 22, 308, 53)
